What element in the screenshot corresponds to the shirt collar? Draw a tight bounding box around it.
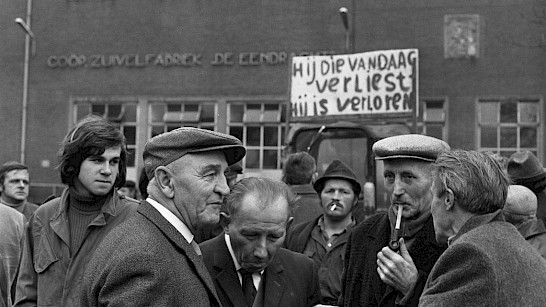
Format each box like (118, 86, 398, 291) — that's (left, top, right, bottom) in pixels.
(147, 197, 194, 244)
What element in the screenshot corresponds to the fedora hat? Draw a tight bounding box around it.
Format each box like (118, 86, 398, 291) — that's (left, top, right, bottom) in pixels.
(507, 151, 546, 182)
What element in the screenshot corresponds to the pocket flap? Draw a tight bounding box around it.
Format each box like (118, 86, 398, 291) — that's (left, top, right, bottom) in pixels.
(34, 236, 58, 273)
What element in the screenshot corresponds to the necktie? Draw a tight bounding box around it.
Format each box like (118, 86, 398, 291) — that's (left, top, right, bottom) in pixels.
(239, 269, 256, 307)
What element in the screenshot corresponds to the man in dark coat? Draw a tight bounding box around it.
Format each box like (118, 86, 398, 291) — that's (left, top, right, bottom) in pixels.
(421, 150, 546, 306)
(503, 184, 546, 258)
(285, 159, 360, 305)
(507, 150, 546, 225)
(282, 152, 322, 226)
(80, 127, 246, 306)
(200, 177, 320, 307)
(339, 134, 449, 307)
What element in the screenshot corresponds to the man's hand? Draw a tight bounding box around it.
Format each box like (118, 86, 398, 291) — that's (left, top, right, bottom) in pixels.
(376, 238, 418, 295)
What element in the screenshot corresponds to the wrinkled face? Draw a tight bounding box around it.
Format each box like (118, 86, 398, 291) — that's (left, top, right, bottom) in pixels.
(226, 193, 289, 273)
(0, 169, 30, 203)
(320, 179, 357, 220)
(430, 177, 451, 244)
(75, 146, 121, 197)
(170, 151, 230, 230)
(383, 159, 433, 219)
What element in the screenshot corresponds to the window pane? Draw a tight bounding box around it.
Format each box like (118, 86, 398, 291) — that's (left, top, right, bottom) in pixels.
(425, 125, 443, 140)
(246, 126, 261, 146)
(424, 104, 444, 122)
(480, 126, 497, 147)
(263, 150, 278, 169)
(167, 125, 180, 132)
(520, 102, 539, 123)
(230, 104, 244, 123)
(125, 104, 137, 122)
(246, 150, 260, 168)
(151, 126, 164, 137)
(76, 104, 91, 120)
(500, 100, 517, 123)
(108, 104, 122, 118)
(167, 104, 181, 112)
(263, 127, 278, 146)
(229, 126, 243, 141)
(151, 104, 165, 122)
(123, 126, 136, 145)
(91, 104, 106, 116)
(520, 127, 537, 148)
(280, 103, 287, 122)
(500, 127, 517, 147)
(479, 102, 498, 123)
(201, 104, 215, 123)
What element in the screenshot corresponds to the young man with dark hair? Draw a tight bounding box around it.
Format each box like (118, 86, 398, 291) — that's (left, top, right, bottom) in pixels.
(14, 115, 138, 307)
(0, 161, 38, 220)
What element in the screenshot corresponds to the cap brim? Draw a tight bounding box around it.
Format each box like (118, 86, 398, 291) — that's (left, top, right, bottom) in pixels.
(375, 155, 436, 162)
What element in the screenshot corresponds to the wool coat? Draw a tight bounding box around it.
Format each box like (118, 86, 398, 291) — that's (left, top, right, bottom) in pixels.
(289, 184, 322, 226)
(199, 234, 321, 307)
(79, 200, 221, 307)
(517, 219, 546, 259)
(14, 189, 138, 307)
(419, 210, 546, 307)
(339, 212, 445, 307)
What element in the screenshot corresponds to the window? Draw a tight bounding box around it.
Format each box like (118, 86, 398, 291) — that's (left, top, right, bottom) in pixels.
(227, 101, 287, 171)
(148, 100, 217, 138)
(74, 100, 138, 167)
(478, 98, 541, 158)
(418, 98, 447, 141)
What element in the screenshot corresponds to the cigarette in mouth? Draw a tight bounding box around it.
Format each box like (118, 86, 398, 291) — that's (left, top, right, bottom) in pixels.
(330, 204, 337, 211)
(395, 205, 403, 230)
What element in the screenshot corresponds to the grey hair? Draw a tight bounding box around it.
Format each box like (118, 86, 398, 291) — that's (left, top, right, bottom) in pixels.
(432, 150, 510, 214)
(224, 177, 298, 220)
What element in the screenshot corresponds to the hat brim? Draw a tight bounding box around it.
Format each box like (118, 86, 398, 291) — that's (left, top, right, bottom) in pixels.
(375, 154, 436, 162)
(189, 145, 246, 166)
(313, 176, 362, 195)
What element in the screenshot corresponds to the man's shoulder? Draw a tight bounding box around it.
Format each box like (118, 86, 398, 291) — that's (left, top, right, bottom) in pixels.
(277, 247, 314, 266)
(353, 211, 389, 233)
(0, 204, 25, 225)
(33, 196, 62, 218)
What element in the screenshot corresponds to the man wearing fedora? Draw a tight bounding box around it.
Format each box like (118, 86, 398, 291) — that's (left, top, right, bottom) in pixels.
(339, 135, 449, 307)
(507, 151, 546, 225)
(80, 127, 246, 307)
(285, 159, 360, 305)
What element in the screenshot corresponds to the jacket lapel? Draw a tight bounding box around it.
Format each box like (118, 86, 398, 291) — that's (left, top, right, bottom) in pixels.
(211, 236, 248, 307)
(261, 258, 285, 307)
(138, 201, 221, 305)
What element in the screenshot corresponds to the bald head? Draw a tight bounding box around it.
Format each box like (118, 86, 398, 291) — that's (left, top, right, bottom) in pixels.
(504, 185, 537, 225)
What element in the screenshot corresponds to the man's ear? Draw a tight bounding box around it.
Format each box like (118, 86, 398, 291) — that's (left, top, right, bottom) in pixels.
(154, 166, 174, 199)
(220, 212, 231, 233)
(445, 188, 455, 211)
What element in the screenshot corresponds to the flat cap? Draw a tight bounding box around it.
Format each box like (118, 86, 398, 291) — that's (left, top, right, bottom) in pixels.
(143, 127, 246, 179)
(373, 134, 450, 162)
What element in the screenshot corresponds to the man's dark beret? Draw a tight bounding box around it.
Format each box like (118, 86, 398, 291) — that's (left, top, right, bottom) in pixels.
(373, 134, 450, 162)
(143, 127, 246, 179)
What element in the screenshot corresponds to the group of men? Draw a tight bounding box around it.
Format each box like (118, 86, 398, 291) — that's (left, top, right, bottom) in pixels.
(1, 114, 546, 306)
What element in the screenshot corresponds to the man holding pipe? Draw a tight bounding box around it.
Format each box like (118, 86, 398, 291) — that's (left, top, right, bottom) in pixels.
(339, 134, 449, 306)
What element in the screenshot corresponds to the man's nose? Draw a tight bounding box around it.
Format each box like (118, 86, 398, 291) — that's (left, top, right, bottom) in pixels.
(215, 173, 230, 196)
(392, 177, 405, 196)
(253, 237, 268, 259)
(100, 163, 112, 175)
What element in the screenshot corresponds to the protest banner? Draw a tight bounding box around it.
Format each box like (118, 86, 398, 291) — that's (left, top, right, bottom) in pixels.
(290, 49, 418, 120)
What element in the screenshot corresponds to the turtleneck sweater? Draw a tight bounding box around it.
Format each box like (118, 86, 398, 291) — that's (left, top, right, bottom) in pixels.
(67, 186, 109, 255)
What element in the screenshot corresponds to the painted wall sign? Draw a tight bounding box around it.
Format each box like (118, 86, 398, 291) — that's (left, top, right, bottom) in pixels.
(290, 49, 418, 119)
(46, 51, 336, 68)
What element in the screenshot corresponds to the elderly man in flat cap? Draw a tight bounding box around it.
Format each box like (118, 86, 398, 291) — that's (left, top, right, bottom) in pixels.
(339, 134, 449, 307)
(80, 127, 245, 307)
(503, 185, 546, 259)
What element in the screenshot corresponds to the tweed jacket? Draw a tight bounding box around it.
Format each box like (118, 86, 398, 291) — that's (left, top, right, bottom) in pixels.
(339, 212, 445, 307)
(14, 188, 138, 307)
(199, 234, 321, 307)
(79, 200, 221, 307)
(419, 210, 546, 307)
